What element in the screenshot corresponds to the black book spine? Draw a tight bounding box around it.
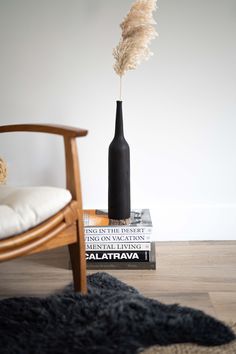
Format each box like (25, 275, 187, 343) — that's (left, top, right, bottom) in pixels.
(86, 251, 149, 262)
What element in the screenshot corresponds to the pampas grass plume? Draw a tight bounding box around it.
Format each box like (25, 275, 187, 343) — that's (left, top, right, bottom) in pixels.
(113, 0, 158, 87)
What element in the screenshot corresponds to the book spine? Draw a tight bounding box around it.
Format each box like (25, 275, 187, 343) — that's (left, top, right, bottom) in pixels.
(84, 226, 152, 236)
(86, 242, 151, 251)
(86, 251, 150, 262)
(85, 233, 152, 243)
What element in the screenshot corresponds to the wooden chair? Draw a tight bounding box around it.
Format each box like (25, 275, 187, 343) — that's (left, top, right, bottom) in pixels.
(0, 124, 88, 294)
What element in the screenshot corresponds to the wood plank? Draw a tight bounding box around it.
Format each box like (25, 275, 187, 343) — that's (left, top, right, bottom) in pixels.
(209, 292, 236, 322)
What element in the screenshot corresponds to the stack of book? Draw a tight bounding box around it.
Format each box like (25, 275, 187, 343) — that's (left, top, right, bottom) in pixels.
(83, 209, 155, 269)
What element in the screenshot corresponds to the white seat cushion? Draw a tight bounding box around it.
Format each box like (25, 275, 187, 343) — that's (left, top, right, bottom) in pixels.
(0, 186, 72, 239)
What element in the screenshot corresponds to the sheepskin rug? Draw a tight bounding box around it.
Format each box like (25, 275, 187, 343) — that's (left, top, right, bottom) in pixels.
(0, 272, 234, 353)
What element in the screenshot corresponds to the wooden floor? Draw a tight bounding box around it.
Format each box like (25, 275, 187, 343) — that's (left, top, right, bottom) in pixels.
(0, 241, 236, 322)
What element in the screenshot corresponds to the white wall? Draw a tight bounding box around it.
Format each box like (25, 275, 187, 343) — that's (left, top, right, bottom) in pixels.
(0, 0, 236, 240)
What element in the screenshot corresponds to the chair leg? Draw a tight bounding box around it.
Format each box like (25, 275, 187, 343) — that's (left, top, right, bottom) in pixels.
(68, 220, 87, 294)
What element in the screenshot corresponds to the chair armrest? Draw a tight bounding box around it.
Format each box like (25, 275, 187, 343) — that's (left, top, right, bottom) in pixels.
(0, 124, 88, 138)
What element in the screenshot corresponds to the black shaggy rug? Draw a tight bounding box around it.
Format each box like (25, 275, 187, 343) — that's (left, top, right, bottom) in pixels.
(0, 272, 235, 354)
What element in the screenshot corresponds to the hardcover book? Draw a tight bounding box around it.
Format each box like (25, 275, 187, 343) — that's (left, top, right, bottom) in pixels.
(83, 209, 152, 236)
(86, 242, 151, 251)
(85, 234, 151, 243)
(86, 251, 150, 262)
(71, 209, 157, 269)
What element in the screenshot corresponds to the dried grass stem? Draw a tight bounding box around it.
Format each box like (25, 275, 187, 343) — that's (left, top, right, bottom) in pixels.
(0, 158, 7, 184)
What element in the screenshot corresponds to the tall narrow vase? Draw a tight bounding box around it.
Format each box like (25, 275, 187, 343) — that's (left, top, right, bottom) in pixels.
(108, 101, 131, 223)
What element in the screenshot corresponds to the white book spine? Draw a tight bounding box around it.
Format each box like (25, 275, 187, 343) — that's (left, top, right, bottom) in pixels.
(84, 226, 152, 236)
(86, 242, 151, 251)
(85, 233, 152, 243)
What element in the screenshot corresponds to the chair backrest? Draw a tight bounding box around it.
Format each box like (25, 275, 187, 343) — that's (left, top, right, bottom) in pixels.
(0, 124, 88, 204)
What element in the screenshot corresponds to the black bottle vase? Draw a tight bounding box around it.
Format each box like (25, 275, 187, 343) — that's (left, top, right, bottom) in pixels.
(108, 101, 131, 222)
